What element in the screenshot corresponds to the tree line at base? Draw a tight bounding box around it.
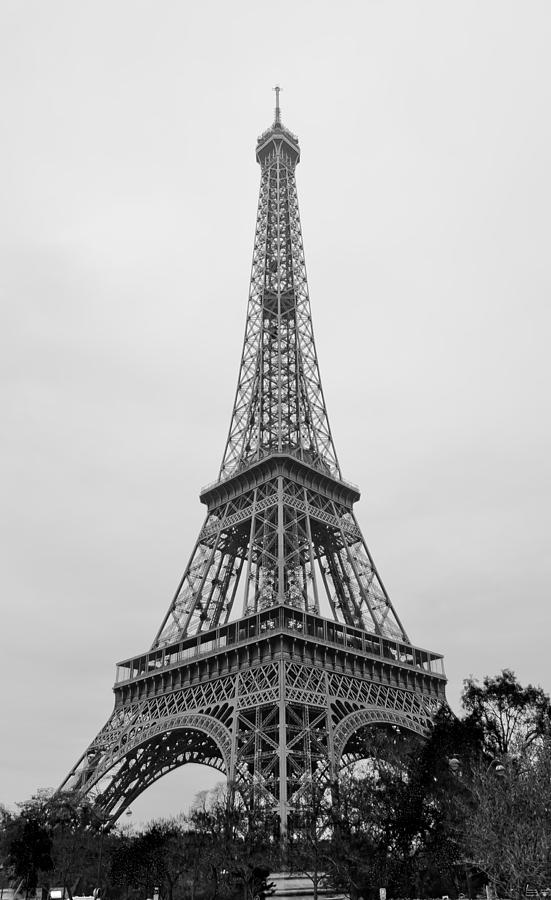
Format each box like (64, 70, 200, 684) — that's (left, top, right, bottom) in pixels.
(2, 670, 551, 900)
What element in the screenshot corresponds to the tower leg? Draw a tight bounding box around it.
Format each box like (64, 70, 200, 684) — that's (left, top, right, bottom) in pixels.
(278, 660, 288, 837)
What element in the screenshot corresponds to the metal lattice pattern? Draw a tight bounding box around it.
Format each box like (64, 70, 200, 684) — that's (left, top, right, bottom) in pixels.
(237, 663, 280, 708)
(87, 726, 229, 822)
(153, 475, 407, 645)
(65, 710, 232, 815)
(219, 135, 339, 482)
(151, 117, 408, 645)
(62, 657, 440, 820)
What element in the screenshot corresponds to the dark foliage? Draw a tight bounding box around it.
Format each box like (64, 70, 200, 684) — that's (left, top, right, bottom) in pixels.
(462, 668, 551, 757)
(2, 670, 551, 900)
(5, 816, 53, 897)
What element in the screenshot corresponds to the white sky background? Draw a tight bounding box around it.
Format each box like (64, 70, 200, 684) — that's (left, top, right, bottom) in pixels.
(1, 0, 551, 825)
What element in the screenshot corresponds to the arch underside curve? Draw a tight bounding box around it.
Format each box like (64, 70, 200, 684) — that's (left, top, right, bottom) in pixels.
(333, 705, 432, 769)
(76, 712, 232, 822)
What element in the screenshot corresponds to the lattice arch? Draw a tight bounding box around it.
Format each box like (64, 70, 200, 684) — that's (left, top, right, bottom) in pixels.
(119, 711, 233, 773)
(332, 706, 432, 768)
(66, 712, 233, 821)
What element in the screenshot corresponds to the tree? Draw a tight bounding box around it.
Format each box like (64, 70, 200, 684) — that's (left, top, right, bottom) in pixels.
(110, 819, 187, 900)
(460, 738, 551, 900)
(186, 784, 280, 900)
(325, 726, 428, 899)
(286, 781, 332, 900)
(406, 705, 486, 898)
(462, 669, 551, 757)
(321, 714, 484, 900)
(6, 816, 53, 898)
(18, 790, 103, 898)
(0, 790, 110, 898)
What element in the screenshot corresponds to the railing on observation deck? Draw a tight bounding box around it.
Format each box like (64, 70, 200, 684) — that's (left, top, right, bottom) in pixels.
(115, 605, 445, 686)
(201, 447, 359, 499)
(257, 124, 299, 145)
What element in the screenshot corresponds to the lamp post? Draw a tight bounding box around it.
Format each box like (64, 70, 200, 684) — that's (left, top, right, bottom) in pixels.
(94, 809, 132, 898)
(447, 755, 507, 900)
(94, 813, 108, 900)
(448, 756, 506, 776)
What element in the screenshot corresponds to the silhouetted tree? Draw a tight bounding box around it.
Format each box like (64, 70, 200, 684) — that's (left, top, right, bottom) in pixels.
(462, 668, 551, 757)
(110, 819, 187, 900)
(6, 816, 53, 897)
(459, 738, 551, 899)
(186, 784, 280, 900)
(286, 781, 331, 900)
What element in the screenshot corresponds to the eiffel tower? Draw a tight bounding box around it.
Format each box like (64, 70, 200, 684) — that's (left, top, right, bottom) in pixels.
(61, 91, 446, 830)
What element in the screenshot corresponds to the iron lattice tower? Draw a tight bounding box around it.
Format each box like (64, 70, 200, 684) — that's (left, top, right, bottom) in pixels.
(62, 95, 446, 830)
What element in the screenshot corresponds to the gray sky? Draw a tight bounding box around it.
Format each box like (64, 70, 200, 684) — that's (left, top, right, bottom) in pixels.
(2, 1, 551, 825)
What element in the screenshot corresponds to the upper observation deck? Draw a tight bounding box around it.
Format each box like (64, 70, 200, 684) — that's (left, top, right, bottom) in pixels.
(256, 86, 300, 167)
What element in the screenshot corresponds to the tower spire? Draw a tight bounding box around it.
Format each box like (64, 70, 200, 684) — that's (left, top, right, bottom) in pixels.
(273, 84, 281, 126)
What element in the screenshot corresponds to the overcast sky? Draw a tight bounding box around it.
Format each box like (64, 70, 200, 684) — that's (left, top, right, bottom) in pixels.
(2, 1, 551, 825)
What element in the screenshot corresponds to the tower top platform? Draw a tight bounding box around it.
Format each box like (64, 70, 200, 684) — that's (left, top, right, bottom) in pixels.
(256, 88, 300, 167)
(256, 122, 300, 167)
